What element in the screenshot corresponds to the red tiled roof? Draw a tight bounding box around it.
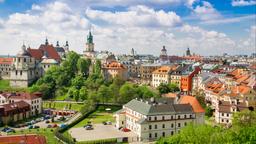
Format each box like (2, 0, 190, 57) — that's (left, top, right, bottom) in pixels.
(179, 95, 205, 113)
(39, 44, 61, 61)
(9, 92, 42, 100)
(0, 57, 14, 65)
(0, 101, 30, 113)
(104, 61, 126, 70)
(27, 48, 44, 60)
(0, 134, 46, 144)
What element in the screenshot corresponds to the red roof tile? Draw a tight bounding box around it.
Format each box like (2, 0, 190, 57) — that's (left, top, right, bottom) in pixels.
(0, 134, 46, 144)
(27, 48, 44, 60)
(39, 44, 61, 61)
(179, 95, 205, 113)
(0, 57, 14, 65)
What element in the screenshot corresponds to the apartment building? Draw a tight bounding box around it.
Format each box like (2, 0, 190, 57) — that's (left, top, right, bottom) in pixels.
(102, 61, 128, 81)
(114, 97, 205, 141)
(152, 65, 178, 87)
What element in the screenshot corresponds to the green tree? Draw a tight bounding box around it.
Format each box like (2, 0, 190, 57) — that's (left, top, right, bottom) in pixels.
(71, 75, 85, 89)
(157, 83, 170, 94)
(119, 83, 138, 103)
(77, 58, 90, 77)
(232, 110, 256, 127)
(79, 87, 88, 101)
(168, 83, 179, 92)
(97, 85, 111, 104)
(205, 106, 214, 117)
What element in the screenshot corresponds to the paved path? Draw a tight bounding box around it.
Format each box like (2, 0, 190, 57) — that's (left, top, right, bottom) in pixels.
(64, 112, 82, 125)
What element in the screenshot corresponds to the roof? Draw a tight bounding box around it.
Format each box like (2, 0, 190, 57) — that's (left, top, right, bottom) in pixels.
(153, 66, 172, 74)
(41, 58, 58, 64)
(0, 134, 46, 144)
(0, 57, 14, 65)
(179, 95, 205, 113)
(0, 101, 30, 113)
(55, 47, 65, 52)
(124, 98, 193, 115)
(39, 44, 61, 61)
(8, 92, 42, 100)
(27, 48, 44, 60)
(104, 61, 126, 70)
(218, 101, 248, 113)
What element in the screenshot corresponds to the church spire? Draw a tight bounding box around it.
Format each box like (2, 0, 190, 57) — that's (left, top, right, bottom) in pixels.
(45, 37, 49, 45)
(87, 31, 93, 44)
(56, 41, 59, 47)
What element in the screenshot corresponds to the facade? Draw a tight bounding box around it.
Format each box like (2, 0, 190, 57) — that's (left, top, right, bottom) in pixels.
(102, 61, 128, 80)
(140, 63, 162, 84)
(10, 45, 38, 88)
(0, 101, 30, 124)
(114, 97, 205, 141)
(152, 65, 178, 87)
(9, 92, 43, 116)
(0, 57, 13, 79)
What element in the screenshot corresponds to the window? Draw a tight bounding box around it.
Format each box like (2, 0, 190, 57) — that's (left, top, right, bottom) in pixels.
(190, 114, 192, 118)
(162, 132, 165, 137)
(155, 116, 157, 121)
(222, 113, 224, 116)
(178, 123, 180, 127)
(155, 124, 157, 129)
(20, 71, 22, 75)
(171, 123, 174, 128)
(227, 114, 229, 117)
(184, 115, 187, 119)
(178, 115, 180, 119)
(171, 115, 173, 119)
(149, 117, 151, 121)
(155, 133, 157, 138)
(162, 116, 165, 120)
(149, 133, 152, 138)
(184, 122, 187, 126)
(171, 131, 174, 135)
(149, 125, 152, 130)
(162, 124, 165, 128)
(24, 58, 26, 62)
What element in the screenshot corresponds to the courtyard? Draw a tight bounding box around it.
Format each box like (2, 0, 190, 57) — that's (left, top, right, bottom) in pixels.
(69, 124, 137, 142)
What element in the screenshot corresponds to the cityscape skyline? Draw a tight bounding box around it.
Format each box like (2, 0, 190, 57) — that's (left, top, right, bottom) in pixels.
(0, 0, 255, 56)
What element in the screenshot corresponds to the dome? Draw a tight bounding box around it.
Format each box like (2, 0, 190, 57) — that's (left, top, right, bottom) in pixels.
(17, 44, 31, 57)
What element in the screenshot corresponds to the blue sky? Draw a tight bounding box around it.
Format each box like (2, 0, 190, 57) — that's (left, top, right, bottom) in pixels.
(0, 0, 255, 56)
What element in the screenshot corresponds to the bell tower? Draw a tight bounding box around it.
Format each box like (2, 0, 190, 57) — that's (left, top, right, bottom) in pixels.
(85, 31, 94, 52)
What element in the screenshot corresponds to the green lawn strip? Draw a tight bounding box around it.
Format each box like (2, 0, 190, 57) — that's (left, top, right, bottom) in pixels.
(74, 105, 121, 128)
(8, 128, 61, 144)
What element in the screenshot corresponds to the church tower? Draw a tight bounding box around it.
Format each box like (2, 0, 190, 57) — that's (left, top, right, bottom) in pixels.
(84, 31, 96, 59)
(85, 31, 94, 52)
(10, 44, 37, 88)
(186, 47, 191, 56)
(159, 45, 168, 63)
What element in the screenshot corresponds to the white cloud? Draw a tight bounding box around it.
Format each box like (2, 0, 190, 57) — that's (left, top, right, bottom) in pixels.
(0, 1, 254, 56)
(0, 0, 4, 3)
(86, 5, 182, 27)
(232, 0, 256, 6)
(193, 1, 221, 21)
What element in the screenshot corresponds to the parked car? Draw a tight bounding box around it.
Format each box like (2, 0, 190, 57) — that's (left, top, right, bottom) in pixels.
(47, 124, 52, 128)
(85, 125, 93, 130)
(52, 124, 58, 128)
(30, 120, 36, 124)
(45, 120, 50, 124)
(106, 121, 112, 125)
(34, 125, 40, 129)
(28, 125, 33, 129)
(122, 128, 130, 132)
(1, 127, 10, 132)
(6, 129, 15, 133)
(102, 121, 107, 125)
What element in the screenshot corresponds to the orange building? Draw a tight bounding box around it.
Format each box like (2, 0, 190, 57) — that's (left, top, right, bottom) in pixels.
(180, 66, 201, 94)
(102, 61, 128, 80)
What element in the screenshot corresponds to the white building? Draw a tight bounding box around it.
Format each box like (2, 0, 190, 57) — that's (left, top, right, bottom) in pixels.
(114, 97, 205, 142)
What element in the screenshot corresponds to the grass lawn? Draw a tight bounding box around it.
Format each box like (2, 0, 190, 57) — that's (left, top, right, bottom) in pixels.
(43, 101, 84, 111)
(54, 95, 67, 101)
(8, 128, 61, 144)
(74, 105, 121, 128)
(0, 79, 10, 90)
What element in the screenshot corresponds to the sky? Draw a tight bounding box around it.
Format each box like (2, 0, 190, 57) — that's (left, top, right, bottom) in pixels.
(0, 0, 255, 56)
